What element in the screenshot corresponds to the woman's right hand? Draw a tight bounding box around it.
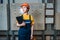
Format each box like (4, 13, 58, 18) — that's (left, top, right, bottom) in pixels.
(17, 21, 26, 27)
(17, 23, 20, 27)
(21, 21, 26, 26)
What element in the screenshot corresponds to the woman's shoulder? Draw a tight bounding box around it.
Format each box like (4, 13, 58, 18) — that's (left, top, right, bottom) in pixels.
(29, 14, 33, 17)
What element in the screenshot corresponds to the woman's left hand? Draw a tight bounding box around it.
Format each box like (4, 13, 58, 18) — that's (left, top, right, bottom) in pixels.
(31, 34, 33, 40)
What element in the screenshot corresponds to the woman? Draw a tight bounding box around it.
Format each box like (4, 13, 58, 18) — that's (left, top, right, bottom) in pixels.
(16, 2, 34, 40)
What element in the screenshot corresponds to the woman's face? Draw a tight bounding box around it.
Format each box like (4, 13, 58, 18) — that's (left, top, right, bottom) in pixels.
(21, 6, 28, 13)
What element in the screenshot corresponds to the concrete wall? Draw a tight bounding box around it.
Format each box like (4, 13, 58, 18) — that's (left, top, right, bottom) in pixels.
(10, 3, 45, 30)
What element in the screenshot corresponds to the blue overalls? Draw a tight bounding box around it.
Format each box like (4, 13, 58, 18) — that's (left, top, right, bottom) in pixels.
(18, 15, 31, 40)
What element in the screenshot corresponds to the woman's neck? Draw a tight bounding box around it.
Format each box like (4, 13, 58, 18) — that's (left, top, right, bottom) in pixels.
(24, 12, 28, 15)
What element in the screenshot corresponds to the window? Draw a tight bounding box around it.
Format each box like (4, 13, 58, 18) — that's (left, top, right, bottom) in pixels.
(46, 10, 54, 15)
(46, 3, 54, 8)
(46, 17, 54, 24)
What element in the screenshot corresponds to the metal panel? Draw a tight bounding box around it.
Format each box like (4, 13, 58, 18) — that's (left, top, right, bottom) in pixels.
(56, 0, 60, 12)
(0, 37, 7, 40)
(0, 4, 7, 30)
(55, 13, 60, 30)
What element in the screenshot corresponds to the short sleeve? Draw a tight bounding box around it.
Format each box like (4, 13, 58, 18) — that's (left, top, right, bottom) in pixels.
(31, 15, 34, 25)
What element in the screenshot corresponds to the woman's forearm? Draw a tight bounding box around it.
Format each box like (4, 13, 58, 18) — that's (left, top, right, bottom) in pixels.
(17, 23, 21, 27)
(31, 25, 34, 39)
(31, 25, 33, 36)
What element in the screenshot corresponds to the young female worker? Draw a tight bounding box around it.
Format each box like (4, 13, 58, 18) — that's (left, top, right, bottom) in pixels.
(16, 2, 34, 40)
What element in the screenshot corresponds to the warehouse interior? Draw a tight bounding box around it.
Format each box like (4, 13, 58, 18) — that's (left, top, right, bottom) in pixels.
(0, 0, 60, 40)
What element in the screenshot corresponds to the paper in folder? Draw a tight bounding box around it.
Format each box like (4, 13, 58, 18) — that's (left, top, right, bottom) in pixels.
(16, 16, 23, 24)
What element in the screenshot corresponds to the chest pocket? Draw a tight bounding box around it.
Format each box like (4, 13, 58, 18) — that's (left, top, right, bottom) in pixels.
(24, 20, 31, 24)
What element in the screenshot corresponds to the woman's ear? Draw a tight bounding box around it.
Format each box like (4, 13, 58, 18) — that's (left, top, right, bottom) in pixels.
(27, 8, 29, 12)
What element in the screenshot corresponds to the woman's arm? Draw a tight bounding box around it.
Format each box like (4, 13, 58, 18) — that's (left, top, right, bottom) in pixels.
(31, 25, 34, 39)
(30, 15, 34, 39)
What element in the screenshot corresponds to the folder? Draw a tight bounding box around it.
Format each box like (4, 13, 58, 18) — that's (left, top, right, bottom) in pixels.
(16, 16, 23, 24)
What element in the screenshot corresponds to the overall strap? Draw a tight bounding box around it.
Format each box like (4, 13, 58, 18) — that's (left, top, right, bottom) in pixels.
(29, 15, 31, 20)
(21, 15, 23, 20)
